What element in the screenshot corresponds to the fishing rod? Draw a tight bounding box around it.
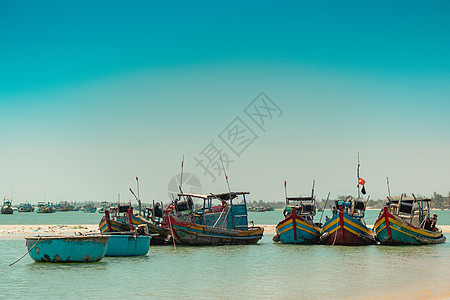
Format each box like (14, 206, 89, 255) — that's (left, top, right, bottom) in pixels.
(319, 192, 331, 225)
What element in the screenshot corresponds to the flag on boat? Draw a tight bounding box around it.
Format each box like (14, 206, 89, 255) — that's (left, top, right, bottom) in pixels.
(358, 177, 365, 185)
(361, 185, 367, 195)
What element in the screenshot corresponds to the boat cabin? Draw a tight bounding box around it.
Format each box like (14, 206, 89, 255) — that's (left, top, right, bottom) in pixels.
(333, 196, 367, 220)
(387, 194, 431, 228)
(285, 196, 316, 221)
(176, 192, 250, 230)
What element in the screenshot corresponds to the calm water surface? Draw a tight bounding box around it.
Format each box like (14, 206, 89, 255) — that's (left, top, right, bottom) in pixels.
(0, 234, 449, 299)
(1, 209, 449, 226)
(0, 210, 449, 299)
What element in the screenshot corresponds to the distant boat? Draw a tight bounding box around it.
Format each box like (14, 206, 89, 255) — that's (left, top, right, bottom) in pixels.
(25, 235, 109, 263)
(82, 203, 97, 213)
(18, 202, 34, 212)
(103, 232, 152, 256)
(273, 181, 321, 244)
(55, 201, 74, 212)
(36, 202, 55, 213)
(1, 198, 14, 214)
(374, 194, 446, 245)
(98, 201, 110, 213)
(167, 192, 264, 246)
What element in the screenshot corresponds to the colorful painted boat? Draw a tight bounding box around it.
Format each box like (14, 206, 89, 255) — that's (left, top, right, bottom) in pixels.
(374, 196, 446, 245)
(55, 201, 74, 212)
(99, 204, 171, 245)
(36, 202, 55, 213)
(273, 182, 321, 244)
(1, 198, 14, 214)
(167, 192, 264, 246)
(18, 202, 34, 212)
(103, 232, 151, 256)
(320, 198, 376, 245)
(83, 203, 97, 213)
(25, 235, 109, 263)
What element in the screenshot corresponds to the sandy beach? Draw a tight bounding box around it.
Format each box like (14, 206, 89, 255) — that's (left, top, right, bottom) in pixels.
(1, 224, 449, 239)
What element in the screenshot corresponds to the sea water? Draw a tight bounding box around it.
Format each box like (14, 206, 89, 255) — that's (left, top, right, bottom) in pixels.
(0, 210, 449, 299)
(1, 209, 449, 226)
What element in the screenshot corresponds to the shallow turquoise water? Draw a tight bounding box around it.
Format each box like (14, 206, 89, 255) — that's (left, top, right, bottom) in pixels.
(1, 209, 449, 226)
(0, 234, 449, 299)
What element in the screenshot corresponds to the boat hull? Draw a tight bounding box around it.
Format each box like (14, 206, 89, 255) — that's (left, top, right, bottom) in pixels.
(25, 236, 109, 263)
(374, 207, 446, 245)
(168, 215, 264, 246)
(1, 207, 14, 214)
(99, 215, 171, 245)
(321, 210, 376, 245)
(104, 234, 151, 256)
(274, 214, 320, 244)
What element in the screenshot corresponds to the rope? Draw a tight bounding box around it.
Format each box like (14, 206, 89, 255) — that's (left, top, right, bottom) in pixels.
(9, 237, 41, 267)
(330, 227, 338, 247)
(167, 216, 177, 250)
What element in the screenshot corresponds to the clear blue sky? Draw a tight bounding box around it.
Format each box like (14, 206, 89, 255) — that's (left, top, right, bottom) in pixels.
(1, 1, 449, 203)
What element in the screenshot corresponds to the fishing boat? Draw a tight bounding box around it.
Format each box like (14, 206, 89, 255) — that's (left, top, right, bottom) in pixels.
(55, 201, 74, 212)
(18, 202, 34, 212)
(167, 192, 264, 246)
(374, 194, 446, 245)
(1, 198, 14, 214)
(99, 203, 171, 245)
(320, 197, 376, 245)
(98, 201, 110, 213)
(103, 231, 152, 256)
(36, 202, 55, 213)
(25, 235, 109, 263)
(320, 155, 376, 245)
(273, 181, 321, 244)
(83, 203, 97, 213)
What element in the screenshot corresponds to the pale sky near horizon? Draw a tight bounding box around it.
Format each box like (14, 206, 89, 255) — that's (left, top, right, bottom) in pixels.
(1, 1, 449, 204)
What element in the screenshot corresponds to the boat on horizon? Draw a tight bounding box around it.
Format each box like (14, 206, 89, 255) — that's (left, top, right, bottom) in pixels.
(18, 202, 34, 212)
(167, 192, 264, 246)
(36, 202, 55, 213)
(55, 201, 74, 212)
(273, 181, 321, 244)
(374, 194, 446, 245)
(1, 198, 14, 214)
(25, 235, 109, 263)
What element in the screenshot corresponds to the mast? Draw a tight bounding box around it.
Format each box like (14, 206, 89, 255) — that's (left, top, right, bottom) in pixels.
(136, 176, 141, 216)
(357, 152, 361, 199)
(284, 181, 288, 205)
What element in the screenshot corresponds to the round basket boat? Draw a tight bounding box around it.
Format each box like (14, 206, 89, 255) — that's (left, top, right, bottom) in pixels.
(25, 235, 110, 263)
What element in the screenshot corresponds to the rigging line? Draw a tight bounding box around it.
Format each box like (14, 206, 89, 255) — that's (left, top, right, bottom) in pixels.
(9, 237, 41, 267)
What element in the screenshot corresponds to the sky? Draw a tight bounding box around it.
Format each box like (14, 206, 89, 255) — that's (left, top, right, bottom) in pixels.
(1, 1, 449, 204)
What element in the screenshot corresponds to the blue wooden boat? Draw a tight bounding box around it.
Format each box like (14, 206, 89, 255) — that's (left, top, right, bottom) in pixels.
(374, 195, 446, 245)
(167, 192, 264, 246)
(273, 182, 321, 244)
(25, 235, 109, 263)
(36, 202, 55, 213)
(103, 232, 152, 256)
(321, 198, 376, 245)
(18, 202, 34, 212)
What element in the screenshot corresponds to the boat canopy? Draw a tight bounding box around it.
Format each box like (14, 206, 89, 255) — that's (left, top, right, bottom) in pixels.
(286, 197, 314, 201)
(177, 192, 249, 201)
